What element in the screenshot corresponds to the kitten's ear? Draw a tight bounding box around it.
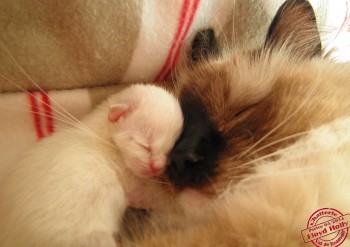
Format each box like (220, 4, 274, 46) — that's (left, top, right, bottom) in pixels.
(108, 104, 130, 122)
(191, 28, 220, 62)
(265, 0, 322, 58)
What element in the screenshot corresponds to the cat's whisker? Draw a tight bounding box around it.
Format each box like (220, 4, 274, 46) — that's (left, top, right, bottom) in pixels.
(0, 106, 86, 129)
(0, 39, 95, 135)
(147, 178, 169, 186)
(212, 14, 229, 50)
(225, 173, 249, 181)
(150, 189, 169, 198)
(207, 176, 221, 196)
(230, 150, 284, 171)
(230, 0, 236, 49)
(0, 73, 82, 129)
(169, 75, 177, 90)
(230, 166, 328, 181)
(233, 144, 337, 172)
(247, 131, 309, 157)
(236, 58, 323, 160)
(0, 48, 115, 148)
(68, 127, 117, 150)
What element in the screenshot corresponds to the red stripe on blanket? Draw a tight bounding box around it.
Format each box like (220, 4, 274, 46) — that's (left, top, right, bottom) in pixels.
(28, 92, 44, 140)
(41, 92, 55, 135)
(163, 0, 201, 80)
(336, 0, 350, 38)
(154, 0, 190, 81)
(346, 0, 350, 32)
(154, 0, 201, 81)
(171, 0, 200, 74)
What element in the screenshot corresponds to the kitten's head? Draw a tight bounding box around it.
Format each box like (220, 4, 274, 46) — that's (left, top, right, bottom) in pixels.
(167, 0, 327, 197)
(108, 84, 183, 177)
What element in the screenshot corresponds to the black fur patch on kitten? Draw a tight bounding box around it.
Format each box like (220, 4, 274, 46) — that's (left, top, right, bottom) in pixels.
(167, 92, 225, 190)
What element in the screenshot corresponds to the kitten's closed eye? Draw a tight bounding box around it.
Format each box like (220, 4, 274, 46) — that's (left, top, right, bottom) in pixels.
(137, 142, 152, 153)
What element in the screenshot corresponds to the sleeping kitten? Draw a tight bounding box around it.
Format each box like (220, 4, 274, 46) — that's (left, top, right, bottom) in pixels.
(121, 0, 350, 246)
(0, 84, 183, 247)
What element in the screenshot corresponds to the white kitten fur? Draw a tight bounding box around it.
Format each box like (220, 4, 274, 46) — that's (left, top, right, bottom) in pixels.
(109, 85, 183, 177)
(0, 84, 183, 247)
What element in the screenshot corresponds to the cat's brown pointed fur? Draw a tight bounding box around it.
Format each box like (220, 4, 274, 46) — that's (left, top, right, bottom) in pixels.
(166, 0, 350, 195)
(172, 52, 350, 195)
(121, 0, 350, 246)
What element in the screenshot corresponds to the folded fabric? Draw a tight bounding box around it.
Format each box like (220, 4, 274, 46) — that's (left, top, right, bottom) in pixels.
(0, 85, 126, 177)
(0, 0, 234, 92)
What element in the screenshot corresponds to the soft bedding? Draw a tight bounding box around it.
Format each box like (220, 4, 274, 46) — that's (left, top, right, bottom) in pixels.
(0, 0, 349, 174)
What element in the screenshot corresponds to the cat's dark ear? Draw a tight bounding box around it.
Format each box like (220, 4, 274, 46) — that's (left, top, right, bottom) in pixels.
(190, 28, 220, 62)
(265, 0, 321, 58)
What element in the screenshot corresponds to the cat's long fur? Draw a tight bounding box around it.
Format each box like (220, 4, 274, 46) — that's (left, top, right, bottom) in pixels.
(122, 118, 350, 247)
(121, 0, 350, 246)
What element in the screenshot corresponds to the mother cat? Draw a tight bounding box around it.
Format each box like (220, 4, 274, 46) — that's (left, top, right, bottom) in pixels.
(121, 0, 350, 246)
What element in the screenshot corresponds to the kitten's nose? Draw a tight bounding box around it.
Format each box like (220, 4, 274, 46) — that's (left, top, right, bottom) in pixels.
(148, 155, 166, 175)
(149, 161, 160, 174)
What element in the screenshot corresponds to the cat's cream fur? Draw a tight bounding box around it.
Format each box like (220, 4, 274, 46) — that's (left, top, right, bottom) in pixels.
(0, 84, 183, 247)
(1, 0, 349, 246)
(122, 118, 350, 247)
(120, 0, 350, 246)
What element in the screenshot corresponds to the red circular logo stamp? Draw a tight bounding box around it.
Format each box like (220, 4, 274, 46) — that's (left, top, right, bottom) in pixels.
(301, 208, 350, 247)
